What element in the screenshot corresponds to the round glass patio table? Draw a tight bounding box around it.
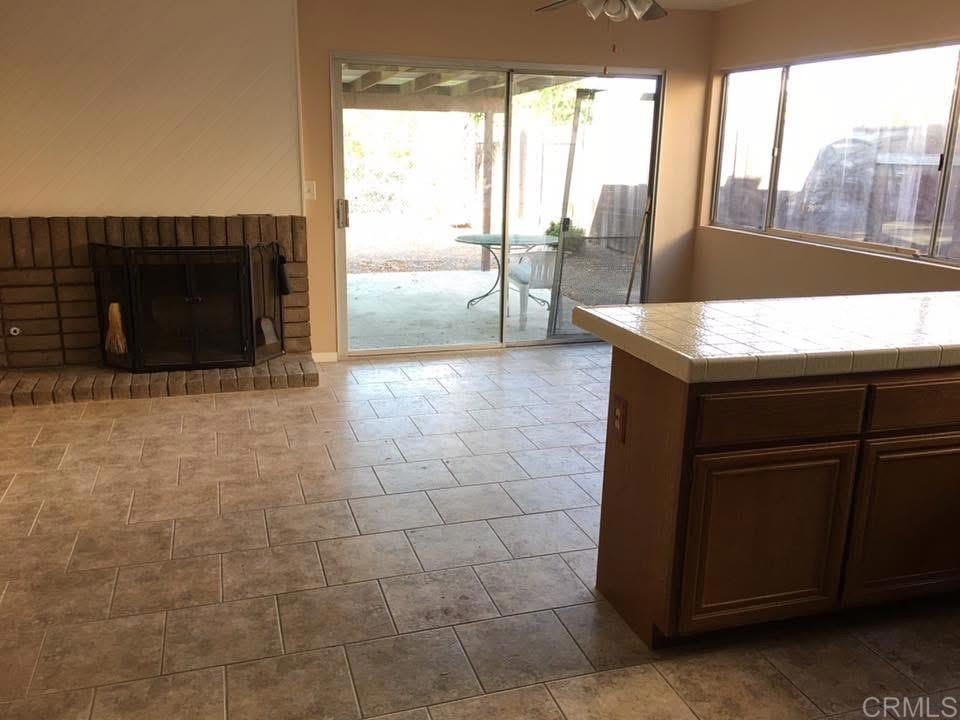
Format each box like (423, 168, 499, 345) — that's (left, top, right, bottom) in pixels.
(455, 234, 558, 308)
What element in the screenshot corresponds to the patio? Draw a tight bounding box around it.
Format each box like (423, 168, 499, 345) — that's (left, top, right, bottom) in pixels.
(347, 270, 575, 350)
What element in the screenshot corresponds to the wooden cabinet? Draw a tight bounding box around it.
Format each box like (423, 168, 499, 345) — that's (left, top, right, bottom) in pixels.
(844, 432, 960, 605)
(679, 442, 858, 634)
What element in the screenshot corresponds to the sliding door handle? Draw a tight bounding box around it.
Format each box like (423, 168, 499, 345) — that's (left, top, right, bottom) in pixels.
(336, 199, 350, 229)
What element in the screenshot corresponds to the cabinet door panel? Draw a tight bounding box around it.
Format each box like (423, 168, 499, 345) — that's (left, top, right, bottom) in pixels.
(679, 442, 858, 634)
(844, 433, 960, 605)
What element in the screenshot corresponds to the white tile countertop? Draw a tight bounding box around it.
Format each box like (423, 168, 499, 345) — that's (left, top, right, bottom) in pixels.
(572, 292, 960, 383)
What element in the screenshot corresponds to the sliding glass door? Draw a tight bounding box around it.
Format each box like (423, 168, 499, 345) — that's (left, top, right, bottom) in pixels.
(336, 61, 660, 354)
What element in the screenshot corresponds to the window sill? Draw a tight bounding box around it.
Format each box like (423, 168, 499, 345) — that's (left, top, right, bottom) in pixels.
(705, 224, 960, 270)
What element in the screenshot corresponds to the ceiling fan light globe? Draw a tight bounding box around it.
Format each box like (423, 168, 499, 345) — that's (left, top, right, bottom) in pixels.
(641, 0, 668, 19)
(581, 0, 606, 19)
(626, 0, 653, 19)
(603, 0, 631, 21)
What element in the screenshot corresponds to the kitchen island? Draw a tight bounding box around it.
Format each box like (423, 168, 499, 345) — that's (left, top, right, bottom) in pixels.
(573, 292, 960, 646)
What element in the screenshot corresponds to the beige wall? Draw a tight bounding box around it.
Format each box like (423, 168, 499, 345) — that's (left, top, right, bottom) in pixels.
(297, 0, 714, 354)
(690, 0, 960, 302)
(0, 0, 302, 217)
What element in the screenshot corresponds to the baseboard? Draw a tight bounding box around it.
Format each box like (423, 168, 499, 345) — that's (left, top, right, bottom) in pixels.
(311, 352, 338, 363)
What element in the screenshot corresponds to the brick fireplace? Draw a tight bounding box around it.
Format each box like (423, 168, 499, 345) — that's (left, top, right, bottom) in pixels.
(0, 215, 310, 369)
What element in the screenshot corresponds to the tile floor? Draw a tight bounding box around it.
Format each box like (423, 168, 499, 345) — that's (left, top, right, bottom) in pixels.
(0, 343, 958, 719)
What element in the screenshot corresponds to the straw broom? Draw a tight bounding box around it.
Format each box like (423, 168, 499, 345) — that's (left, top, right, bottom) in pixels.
(104, 302, 127, 355)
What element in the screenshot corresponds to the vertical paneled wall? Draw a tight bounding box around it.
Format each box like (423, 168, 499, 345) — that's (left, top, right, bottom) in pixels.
(0, 216, 309, 368)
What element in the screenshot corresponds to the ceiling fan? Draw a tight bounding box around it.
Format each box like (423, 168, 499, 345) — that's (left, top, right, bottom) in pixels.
(536, 0, 668, 21)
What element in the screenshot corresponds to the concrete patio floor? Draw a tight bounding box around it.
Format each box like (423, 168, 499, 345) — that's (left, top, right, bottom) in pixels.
(346, 271, 579, 351)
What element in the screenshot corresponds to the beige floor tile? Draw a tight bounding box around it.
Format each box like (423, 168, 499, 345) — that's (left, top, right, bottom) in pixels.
(510, 447, 596, 478)
(490, 511, 594, 557)
(351, 416, 421, 442)
(373, 460, 458, 493)
(129, 484, 218, 523)
(353, 367, 410, 384)
(858, 610, 960, 692)
(0, 423, 41, 448)
(178, 454, 259, 484)
(576, 443, 604, 469)
(300, 467, 384, 503)
(317, 531, 421, 584)
(334, 383, 396, 403)
(406, 521, 511, 571)
(456, 611, 592, 692)
(562, 549, 598, 592)
(227, 647, 359, 720)
(182, 409, 251, 434)
(480, 388, 544, 407)
(327, 439, 404, 470)
(111, 555, 221, 615)
(82, 399, 151, 419)
(219, 477, 303, 513)
(533, 386, 600, 406)
(248, 405, 315, 430)
(311, 400, 376, 421)
(222, 543, 325, 600)
(173, 510, 268, 558)
(347, 627, 481, 716)
(0, 448, 69, 476)
(519, 423, 597, 450)
(570, 472, 602, 503)
(34, 419, 113, 446)
(443, 454, 528, 485)
(409, 412, 481, 436)
(274, 386, 336, 408)
(565, 506, 600, 543)
(62, 440, 140, 469)
(32, 492, 132, 534)
(90, 667, 224, 719)
(426, 392, 492, 413)
(285, 421, 356, 447)
(475, 555, 594, 615)
(278, 580, 395, 652)
(70, 521, 173, 571)
(108, 414, 183, 442)
(150, 395, 215, 414)
(0, 568, 115, 630)
(0, 501, 41, 539)
(655, 648, 821, 720)
(0, 629, 45, 700)
(394, 434, 473, 462)
(548, 665, 697, 720)
(526, 403, 597, 424)
(429, 686, 563, 720)
(213, 391, 277, 411)
(387, 380, 449, 398)
(458, 428, 535, 455)
(350, 492, 442, 533)
(555, 602, 654, 670)
(0, 534, 76, 579)
(1, 466, 98, 502)
(367, 710, 431, 720)
(265, 501, 358, 544)
(93, 462, 180, 494)
(163, 596, 282, 673)
(501, 477, 594, 513)
(382, 567, 499, 633)
(468, 407, 541, 430)
(370, 397, 435, 418)
(428, 485, 521, 524)
(141, 434, 216, 462)
(32, 613, 165, 693)
(762, 631, 918, 714)
(256, 446, 335, 478)
(1, 689, 94, 720)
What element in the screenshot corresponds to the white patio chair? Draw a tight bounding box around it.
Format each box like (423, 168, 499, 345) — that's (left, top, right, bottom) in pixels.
(508, 248, 556, 330)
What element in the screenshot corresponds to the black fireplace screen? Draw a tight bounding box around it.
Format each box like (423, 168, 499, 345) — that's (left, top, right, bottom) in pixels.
(91, 243, 284, 372)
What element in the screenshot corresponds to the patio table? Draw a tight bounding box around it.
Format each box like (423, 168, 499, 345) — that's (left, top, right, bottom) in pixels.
(455, 234, 558, 307)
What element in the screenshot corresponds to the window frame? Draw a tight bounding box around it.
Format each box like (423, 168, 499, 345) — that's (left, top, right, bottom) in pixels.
(711, 44, 960, 265)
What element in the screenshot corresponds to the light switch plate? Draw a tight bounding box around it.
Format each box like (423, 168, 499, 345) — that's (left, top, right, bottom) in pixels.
(303, 180, 317, 201)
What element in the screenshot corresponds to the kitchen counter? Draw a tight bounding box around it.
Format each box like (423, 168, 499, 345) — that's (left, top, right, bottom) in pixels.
(573, 292, 960, 382)
(574, 292, 960, 646)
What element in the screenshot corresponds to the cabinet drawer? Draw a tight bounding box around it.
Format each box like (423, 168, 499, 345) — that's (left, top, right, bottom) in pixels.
(869, 380, 960, 432)
(696, 386, 867, 448)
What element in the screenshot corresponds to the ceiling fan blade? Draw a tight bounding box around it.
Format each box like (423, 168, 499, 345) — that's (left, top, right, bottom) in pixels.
(535, 0, 579, 12)
(641, 0, 668, 20)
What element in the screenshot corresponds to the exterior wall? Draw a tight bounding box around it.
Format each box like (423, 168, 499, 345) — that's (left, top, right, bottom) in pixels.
(297, 0, 715, 354)
(690, 0, 960, 302)
(0, 216, 309, 369)
(0, 0, 302, 217)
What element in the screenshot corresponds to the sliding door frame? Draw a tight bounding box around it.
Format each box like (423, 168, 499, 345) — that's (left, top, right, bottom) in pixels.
(330, 52, 663, 358)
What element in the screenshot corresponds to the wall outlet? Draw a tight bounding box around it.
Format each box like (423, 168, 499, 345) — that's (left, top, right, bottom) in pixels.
(612, 395, 628, 443)
(303, 180, 317, 201)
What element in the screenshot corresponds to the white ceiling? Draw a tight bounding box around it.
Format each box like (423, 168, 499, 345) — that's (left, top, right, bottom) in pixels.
(656, 0, 753, 9)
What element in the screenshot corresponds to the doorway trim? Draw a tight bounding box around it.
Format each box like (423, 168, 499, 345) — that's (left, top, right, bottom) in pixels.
(330, 52, 664, 358)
